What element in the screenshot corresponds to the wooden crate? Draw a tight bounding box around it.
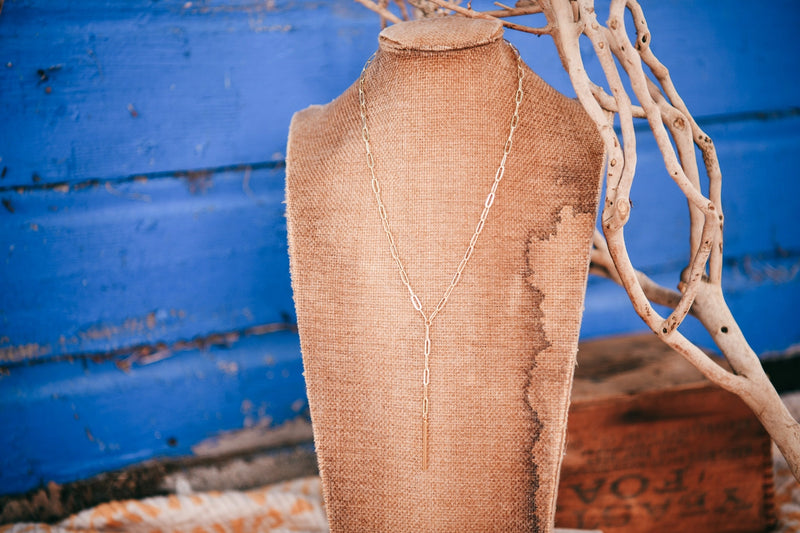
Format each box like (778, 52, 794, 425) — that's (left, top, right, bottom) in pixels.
(556, 335, 776, 533)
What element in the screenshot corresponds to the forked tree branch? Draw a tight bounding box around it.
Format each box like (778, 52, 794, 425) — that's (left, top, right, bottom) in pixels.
(355, 0, 404, 24)
(426, 0, 552, 34)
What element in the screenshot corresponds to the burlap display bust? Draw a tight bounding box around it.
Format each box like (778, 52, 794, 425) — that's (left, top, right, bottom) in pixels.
(286, 16, 604, 532)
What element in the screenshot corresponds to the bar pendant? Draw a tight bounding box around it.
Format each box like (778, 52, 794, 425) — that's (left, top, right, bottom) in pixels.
(422, 417, 429, 470)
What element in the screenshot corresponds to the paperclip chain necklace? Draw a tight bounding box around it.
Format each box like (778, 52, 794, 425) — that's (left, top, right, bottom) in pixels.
(357, 45, 524, 470)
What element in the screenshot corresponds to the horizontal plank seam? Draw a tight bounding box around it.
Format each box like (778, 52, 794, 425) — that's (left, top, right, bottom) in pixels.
(621, 105, 800, 132)
(0, 160, 286, 194)
(0, 321, 298, 369)
(588, 247, 800, 282)
(2, 108, 798, 192)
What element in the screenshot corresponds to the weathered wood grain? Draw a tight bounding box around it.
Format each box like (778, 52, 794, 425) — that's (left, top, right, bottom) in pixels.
(0, 329, 308, 496)
(0, 165, 295, 362)
(0, 0, 377, 186)
(558, 386, 774, 532)
(556, 335, 775, 532)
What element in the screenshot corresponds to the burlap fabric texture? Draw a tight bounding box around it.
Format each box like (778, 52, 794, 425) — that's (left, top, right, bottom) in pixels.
(285, 16, 604, 533)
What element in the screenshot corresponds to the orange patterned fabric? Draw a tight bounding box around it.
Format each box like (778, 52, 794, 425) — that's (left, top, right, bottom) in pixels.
(773, 393, 800, 533)
(0, 477, 327, 533)
(775, 454, 800, 533)
(2, 453, 799, 532)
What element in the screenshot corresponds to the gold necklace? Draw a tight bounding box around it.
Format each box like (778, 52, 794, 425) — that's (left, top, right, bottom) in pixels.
(357, 44, 524, 470)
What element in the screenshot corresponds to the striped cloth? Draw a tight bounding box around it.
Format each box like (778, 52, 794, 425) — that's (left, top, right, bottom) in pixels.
(0, 477, 328, 533)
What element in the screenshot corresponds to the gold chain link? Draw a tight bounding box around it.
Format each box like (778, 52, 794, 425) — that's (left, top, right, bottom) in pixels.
(358, 44, 524, 470)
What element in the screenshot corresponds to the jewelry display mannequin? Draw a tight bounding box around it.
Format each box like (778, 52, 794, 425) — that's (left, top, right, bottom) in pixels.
(286, 16, 604, 533)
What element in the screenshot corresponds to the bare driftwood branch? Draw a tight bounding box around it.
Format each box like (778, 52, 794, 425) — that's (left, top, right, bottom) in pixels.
(484, 2, 543, 18)
(354, 0, 800, 481)
(355, 0, 403, 24)
(425, 0, 551, 35)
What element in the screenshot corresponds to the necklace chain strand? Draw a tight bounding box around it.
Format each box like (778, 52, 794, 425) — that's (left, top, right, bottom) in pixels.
(358, 44, 524, 470)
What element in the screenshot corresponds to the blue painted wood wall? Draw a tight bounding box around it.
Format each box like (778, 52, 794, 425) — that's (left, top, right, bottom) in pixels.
(1, 0, 798, 496)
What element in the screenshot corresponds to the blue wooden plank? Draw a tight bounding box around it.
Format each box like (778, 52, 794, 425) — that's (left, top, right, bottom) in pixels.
(506, 0, 800, 116)
(1, 0, 798, 187)
(603, 114, 800, 271)
(0, 0, 379, 186)
(0, 330, 308, 496)
(632, 0, 800, 116)
(582, 257, 800, 356)
(0, 165, 295, 362)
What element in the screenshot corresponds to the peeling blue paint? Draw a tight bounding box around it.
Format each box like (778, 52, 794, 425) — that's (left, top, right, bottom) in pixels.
(0, 165, 294, 361)
(0, 330, 306, 495)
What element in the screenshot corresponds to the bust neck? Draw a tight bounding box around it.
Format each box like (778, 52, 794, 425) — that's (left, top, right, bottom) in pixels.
(378, 17, 504, 54)
(360, 17, 521, 154)
(368, 17, 515, 102)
